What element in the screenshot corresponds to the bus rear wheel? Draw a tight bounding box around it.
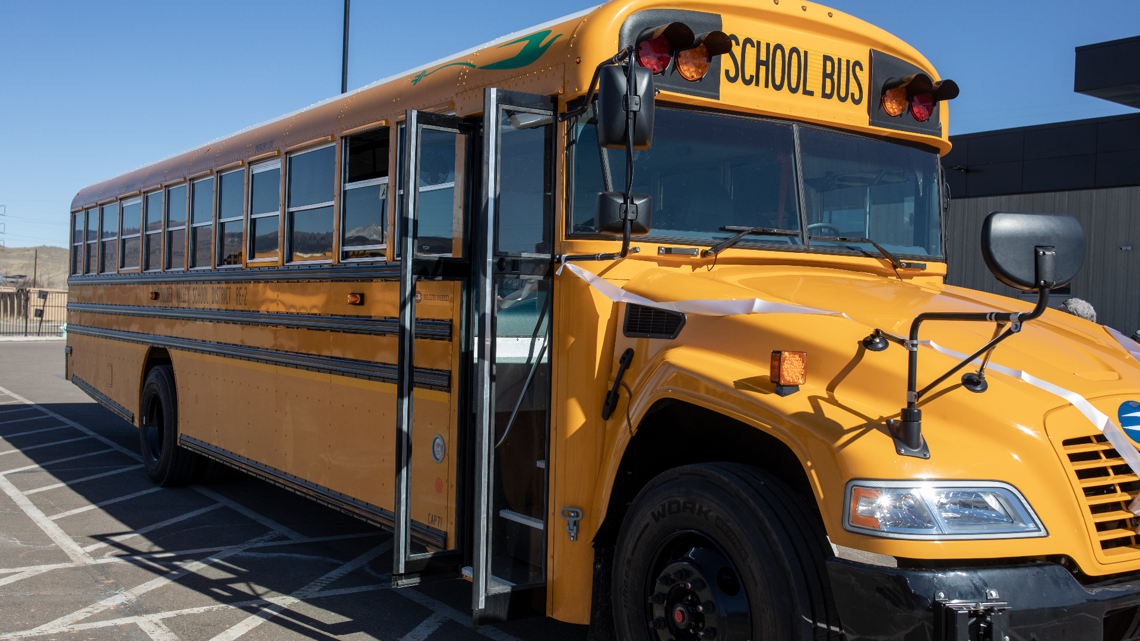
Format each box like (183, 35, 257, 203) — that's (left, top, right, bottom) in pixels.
(139, 365, 197, 487)
(613, 463, 840, 641)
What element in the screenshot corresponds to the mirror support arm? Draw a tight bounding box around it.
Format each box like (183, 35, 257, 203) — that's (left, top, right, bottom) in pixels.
(558, 47, 633, 123)
(891, 286, 1051, 456)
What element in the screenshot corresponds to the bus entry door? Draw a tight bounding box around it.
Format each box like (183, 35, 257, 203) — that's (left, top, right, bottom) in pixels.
(393, 110, 474, 585)
(472, 88, 556, 623)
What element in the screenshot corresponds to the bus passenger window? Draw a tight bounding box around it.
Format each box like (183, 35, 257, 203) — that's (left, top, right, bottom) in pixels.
(85, 208, 97, 274)
(249, 160, 281, 262)
(342, 128, 388, 260)
(143, 191, 163, 271)
(120, 197, 142, 271)
(217, 169, 244, 266)
(497, 109, 552, 255)
(71, 212, 83, 275)
(286, 145, 335, 262)
(415, 129, 461, 257)
(190, 177, 214, 268)
(166, 185, 187, 270)
(99, 202, 118, 273)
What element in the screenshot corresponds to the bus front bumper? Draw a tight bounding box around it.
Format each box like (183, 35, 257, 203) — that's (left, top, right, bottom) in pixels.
(827, 558, 1140, 641)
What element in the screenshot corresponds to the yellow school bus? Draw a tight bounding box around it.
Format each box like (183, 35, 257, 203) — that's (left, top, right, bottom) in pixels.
(66, 1, 1140, 639)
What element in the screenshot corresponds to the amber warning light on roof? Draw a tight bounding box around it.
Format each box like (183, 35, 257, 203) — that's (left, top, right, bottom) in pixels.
(635, 22, 731, 82)
(880, 73, 959, 122)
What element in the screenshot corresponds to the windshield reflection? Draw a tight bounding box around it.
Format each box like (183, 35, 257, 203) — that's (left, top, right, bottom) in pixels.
(572, 108, 802, 246)
(570, 107, 942, 258)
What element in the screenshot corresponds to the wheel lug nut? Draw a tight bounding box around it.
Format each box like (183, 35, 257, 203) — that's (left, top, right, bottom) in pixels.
(650, 617, 667, 630)
(685, 579, 706, 591)
(698, 628, 718, 639)
(656, 575, 672, 586)
(648, 593, 666, 605)
(697, 601, 715, 614)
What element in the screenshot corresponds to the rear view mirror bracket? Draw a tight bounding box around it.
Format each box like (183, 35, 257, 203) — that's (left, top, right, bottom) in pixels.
(861, 212, 1085, 459)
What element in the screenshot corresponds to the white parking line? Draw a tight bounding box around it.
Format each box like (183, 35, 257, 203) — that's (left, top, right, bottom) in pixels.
(205, 540, 393, 641)
(1, 448, 117, 475)
(191, 484, 306, 542)
(0, 435, 91, 456)
(49, 486, 163, 520)
(0, 414, 52, 427)
(26, 464, 142, 495)
(0, 425, 70, 439)
(0, 473, 94, 566)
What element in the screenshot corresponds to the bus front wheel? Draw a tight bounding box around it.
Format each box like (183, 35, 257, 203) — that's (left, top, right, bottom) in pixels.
(139, 365, 197, 487)
(612, 463, 840, 641)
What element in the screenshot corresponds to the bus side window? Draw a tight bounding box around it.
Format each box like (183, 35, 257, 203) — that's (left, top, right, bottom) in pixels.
(166, 185, 187, 270)
(286, 144, 336, 263)
(341, 128, 388, 261)
(85, 207, 97, 274)
(71, 212, 83, 275)
(143, 190, 163, 271)
(120, 196, 142, 271)
(249, 161, 282, 264)
(217, 169, 244, 267)
(100, 202, 118, 274)
(189, 177, 214, 269)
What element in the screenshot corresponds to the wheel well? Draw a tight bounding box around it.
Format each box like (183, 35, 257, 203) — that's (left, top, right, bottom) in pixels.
(593, 399, 819, 547)
(139, 348, 173, 423)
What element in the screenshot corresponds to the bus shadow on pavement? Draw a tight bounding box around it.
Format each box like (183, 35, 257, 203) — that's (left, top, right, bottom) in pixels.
(0, 399, 586, 640)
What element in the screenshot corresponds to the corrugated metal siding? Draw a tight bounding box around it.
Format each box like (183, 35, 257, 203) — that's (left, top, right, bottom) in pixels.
(945, 185, 1140, 335)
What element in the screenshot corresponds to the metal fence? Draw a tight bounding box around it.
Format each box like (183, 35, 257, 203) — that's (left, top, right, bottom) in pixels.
(0, 289, 67, 338)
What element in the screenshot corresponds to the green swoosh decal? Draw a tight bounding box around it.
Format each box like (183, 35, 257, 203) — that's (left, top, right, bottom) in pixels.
(478, 30, 562, 70)
(409, 29, 562, 85)
(411, 61, 476, 85)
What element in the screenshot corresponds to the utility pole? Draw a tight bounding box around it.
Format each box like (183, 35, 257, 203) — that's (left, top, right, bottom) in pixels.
(32, 248, 38, 289)
(0, 205, 6, 248)
(341, 0, 350, 94)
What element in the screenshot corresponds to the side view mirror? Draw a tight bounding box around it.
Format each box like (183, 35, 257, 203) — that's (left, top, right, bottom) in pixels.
(980, 211, 1085, 291)
(596, 192, 652, 236)
(596, 65, 654, 150)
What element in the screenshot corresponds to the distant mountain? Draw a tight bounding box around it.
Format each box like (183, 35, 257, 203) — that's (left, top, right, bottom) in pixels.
(0, 246, 69, 289)
(344, 224, 385, 246)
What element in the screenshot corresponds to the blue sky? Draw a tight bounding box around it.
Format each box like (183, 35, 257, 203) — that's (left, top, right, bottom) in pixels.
(1, 0, 1136, 249)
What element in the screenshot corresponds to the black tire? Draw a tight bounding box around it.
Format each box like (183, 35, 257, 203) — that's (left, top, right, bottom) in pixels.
(613, 463, 840, 641)
(139, 365, 198, 487)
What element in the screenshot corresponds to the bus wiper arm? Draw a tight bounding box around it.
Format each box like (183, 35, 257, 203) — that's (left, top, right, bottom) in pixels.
(808, 236, 909, 270)
(702, 226, 801, 258)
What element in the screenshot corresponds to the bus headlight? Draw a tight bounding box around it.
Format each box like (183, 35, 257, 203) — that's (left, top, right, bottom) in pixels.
(844, 481, 1046, 539)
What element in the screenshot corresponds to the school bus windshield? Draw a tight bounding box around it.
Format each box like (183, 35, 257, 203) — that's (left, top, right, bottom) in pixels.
(570, 106, 943, 258)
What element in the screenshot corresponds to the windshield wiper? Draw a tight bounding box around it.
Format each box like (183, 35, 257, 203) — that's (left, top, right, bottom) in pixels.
(808, 236, 926, 270)
(702, 226, 801, 258)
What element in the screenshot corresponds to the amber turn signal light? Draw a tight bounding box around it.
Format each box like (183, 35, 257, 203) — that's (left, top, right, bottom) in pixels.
(770, 351, 806, 396)
(149, 291, 159, 301)
(347, 293, 364, 306)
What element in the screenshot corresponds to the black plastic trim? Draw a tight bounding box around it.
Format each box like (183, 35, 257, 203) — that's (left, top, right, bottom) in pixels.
(827, 557, 1140, 641)
(65, 324, 451, 391)
(71, 375, 134, 423)
(623, 304, 686, 339)
(68, 303, 452, 340)
(180, 435, 447, 549)
(67, 262, 400, 286)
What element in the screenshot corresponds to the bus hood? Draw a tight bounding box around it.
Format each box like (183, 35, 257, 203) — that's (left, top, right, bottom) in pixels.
(617, 263, 1140, 421)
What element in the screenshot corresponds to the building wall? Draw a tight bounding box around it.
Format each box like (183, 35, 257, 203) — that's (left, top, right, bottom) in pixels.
(945, 185, 1140, 335)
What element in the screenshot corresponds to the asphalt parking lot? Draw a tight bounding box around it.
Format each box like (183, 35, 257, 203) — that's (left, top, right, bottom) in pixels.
(0, 340, 588, 641)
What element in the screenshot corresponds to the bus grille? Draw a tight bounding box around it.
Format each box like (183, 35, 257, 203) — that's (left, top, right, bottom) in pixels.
(624, 304, 686, 340)
(1062, 435, 1140, 556)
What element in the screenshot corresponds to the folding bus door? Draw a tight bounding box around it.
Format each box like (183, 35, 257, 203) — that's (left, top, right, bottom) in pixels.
(472, 88, 556, 623)
(393, 110, 476, 585)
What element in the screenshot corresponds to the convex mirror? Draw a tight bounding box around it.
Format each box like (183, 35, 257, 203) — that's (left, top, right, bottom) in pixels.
(596, 65, 654, 150)
(980, 211, 1085, 291)
(595, 192, 652, 236)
